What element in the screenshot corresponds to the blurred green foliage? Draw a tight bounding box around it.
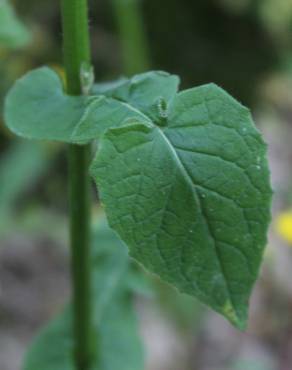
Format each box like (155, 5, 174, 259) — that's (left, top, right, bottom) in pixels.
(0, 0, 31, 48)
(23, 219, 144, 370)
(0, 141, 51, 222)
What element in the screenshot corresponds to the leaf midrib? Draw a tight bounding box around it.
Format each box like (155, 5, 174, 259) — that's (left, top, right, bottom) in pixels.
(154, 125, 238, 318)
(110, 97, 239, 318)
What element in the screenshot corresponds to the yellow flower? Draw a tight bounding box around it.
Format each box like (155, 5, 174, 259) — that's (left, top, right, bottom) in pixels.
(276, 211, 292, 244)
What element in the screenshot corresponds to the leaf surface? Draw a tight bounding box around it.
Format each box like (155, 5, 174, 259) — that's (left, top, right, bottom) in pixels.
(90, 84, 272, 328)
(5, 64, 272, 328)
(93, 71, 180, 122)
(23, 220, 144, 370)
(5, 67, 179, 143)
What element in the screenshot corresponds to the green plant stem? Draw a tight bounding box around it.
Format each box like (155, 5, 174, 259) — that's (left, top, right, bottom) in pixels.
(68, 145, 92, 370)
(61, 0, 91, 94)
(61, 1, 93, 369)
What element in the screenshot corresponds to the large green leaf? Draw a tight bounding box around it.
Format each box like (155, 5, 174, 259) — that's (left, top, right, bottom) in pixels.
(4, 64, 271, 328)
(90, 84, 272, 329)
(4, 67, 179, 143)
(0, 0, 31, 48)
(23, 221, 144, 370)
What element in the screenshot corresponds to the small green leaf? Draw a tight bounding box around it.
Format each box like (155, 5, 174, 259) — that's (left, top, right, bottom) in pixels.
(90, 84, 272, 329)
(93, 71, 180, 123)
(0, 0, 31, 48)
(5, 67, 179, 144)
(4, 67, 148, 144)
(5, 67, 90, 142)
(23, 220, 144, 370)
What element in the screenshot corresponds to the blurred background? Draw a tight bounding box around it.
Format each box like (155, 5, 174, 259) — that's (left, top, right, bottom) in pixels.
(1, 0, 292, 369)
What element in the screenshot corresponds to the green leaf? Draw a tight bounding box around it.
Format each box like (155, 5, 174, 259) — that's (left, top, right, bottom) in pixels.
(0, 0, 31, 48)
(23, 220, 144, 370)
(93, 71, 180, 122)
(92, 76, 128, 95)
(90, 84, 272, 329)
(5, 67, 90, 142)
(4, 67, 179, 144)
(4, 67, 148, 144)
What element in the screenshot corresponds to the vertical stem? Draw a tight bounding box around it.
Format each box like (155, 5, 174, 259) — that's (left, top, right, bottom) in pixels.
(68, 145, 92, 370)
(61, 0, 91, 94)
(61, 1, 92, 369)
